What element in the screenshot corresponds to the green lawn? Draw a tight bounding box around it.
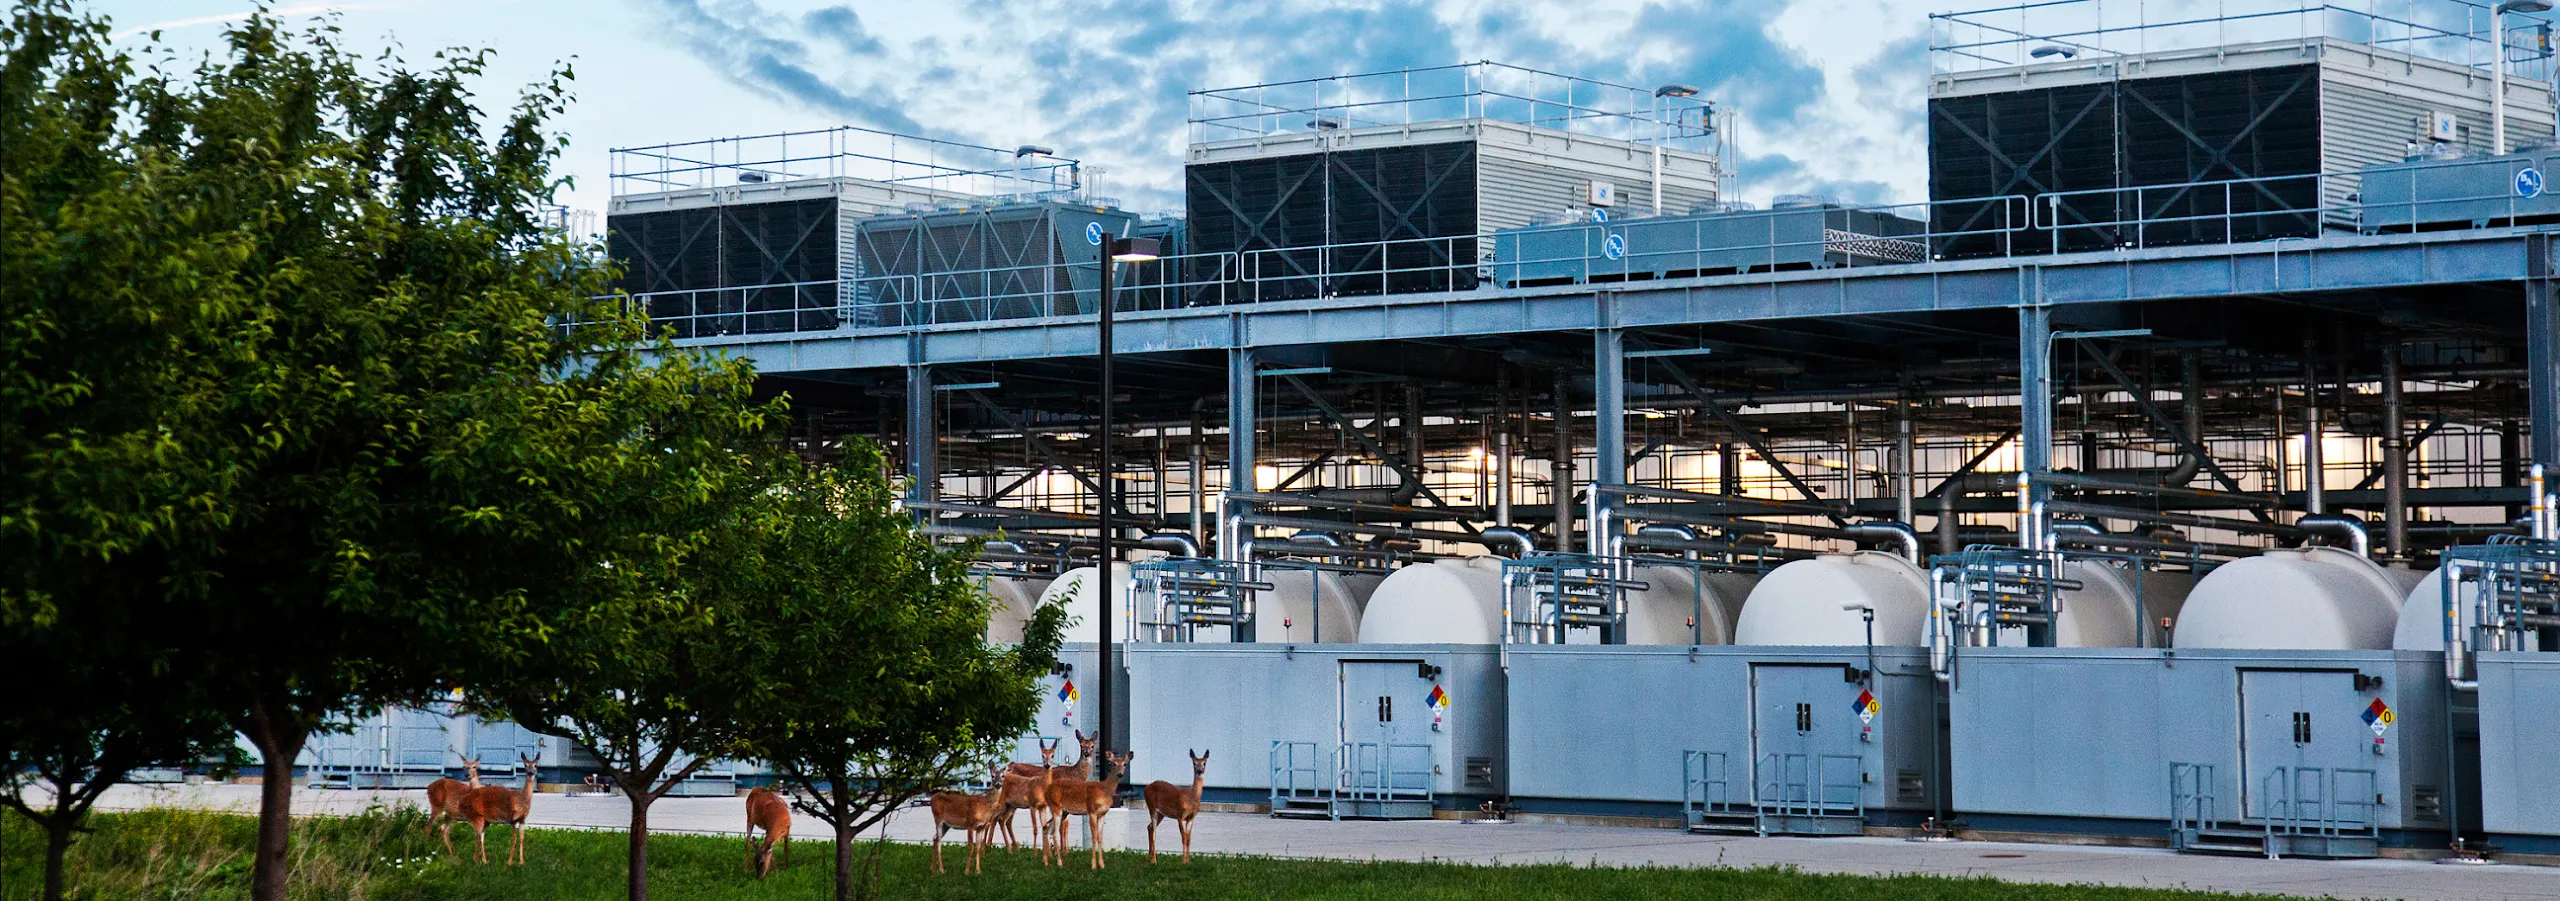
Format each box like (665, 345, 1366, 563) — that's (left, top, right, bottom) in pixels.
(1, 807, 2312, 901)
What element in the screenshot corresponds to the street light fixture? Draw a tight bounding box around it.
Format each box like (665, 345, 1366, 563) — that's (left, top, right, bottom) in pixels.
(1652, 85, 1702, 215)
(1091, 232, 1160, 762)
(2496, 0, 2554, 154)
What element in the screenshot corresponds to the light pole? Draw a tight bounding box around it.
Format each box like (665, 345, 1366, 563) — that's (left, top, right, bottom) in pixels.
(2495, 2, 2553, 155)
(1652, 84, 1699, 215)
(1092, 232, 1160, 760)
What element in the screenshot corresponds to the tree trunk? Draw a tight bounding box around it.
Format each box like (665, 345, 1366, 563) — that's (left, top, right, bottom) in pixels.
(833, 818, 854, 901)
(245, 700, 308, 901)
(41, 816, 72, 901)
(625, 786, 653, 901)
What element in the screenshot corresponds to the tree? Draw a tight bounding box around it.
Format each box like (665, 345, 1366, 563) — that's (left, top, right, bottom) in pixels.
(748, 444, 1066, 901)
(475, 389, 797, 901)
(3, 7, 762, 900)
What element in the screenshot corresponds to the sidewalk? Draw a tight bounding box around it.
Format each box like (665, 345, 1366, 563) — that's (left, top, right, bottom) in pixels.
(90, 783, 2560, 901)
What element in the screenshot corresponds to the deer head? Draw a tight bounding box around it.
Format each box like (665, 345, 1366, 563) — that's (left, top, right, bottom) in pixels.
(1039, 743, 1057, 767)
(1188, 749, 1209, 777)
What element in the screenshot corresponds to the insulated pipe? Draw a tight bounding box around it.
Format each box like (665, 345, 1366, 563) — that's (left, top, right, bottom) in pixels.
(2019, 472, 2041, 552)
(2050, 530, 2263, 559)
(2303, 356, 2327, 516)
(2043, 501, 2307, 538)
(1936, 472, 2014, 557)
(2536, 465, 2552, 540)
(1623, 533, 1818, 562)
(1895, 406, 1917, 526)
(1137, 532, 1203, 559)
(1845, 521, 1923, 566)
(1554, 372, 1575, 553)
(1495, 430, 1514, 527)
(1190, 401, 1210, 546)
(2298, 513, 2372, 558)
(1480, 526, 1539, 559)
(2384, 347, 2409, 560)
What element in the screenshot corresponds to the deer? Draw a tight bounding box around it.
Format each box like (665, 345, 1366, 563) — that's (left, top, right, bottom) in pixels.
(1050, 752, 1129, 870)
(423, 753, 482, 855)
(1143, 749, 1209, 863)
(925, 768, 1008, 875)
(456, 752, 540, 865)
(744, 786, 791, 878)
(996, 743, 1056, 861)
(1038, 730, 1100, 863)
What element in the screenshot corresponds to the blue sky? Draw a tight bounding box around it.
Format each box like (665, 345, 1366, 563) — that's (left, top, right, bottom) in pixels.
(97, 1, 1939, 217)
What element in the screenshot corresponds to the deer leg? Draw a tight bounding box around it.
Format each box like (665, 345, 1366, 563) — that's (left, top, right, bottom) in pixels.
(438, 820, 455, 856)
(931, 826, 944, 874)
(1180, 818, 1194, 863)
(473, 822, 487, 864)
(1148, 810, 1160, 862)
(1000, 813, 1017, 852)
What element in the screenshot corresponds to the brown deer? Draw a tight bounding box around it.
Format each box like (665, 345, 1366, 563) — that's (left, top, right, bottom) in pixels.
(996, 743, 1056, 860)
(1143, 749, 1209, 863)
(743, 786, 791, 878)
(456, 752, 540, 865)
(1050, 752, 1129, 870)
(422, 753, 481, 855)
(925, 768, 1007, 875)
(1003, 736, 1059, 780)
(1038, 730, 1100, 863)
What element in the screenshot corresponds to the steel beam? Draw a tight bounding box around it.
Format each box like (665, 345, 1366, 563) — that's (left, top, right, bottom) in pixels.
(1278, 374, 1475, 531)
(2534, 273, 2560, 470)
(2019, 306, 2052, 503)
(1229, 347, 1258, 498)
(2085, 349, 2262, 512)
(1649, 354, 1847, 524)
(961, 389, 1126, 517)
(1594, 327, 1627, 488)
(906, 365, 936, 504)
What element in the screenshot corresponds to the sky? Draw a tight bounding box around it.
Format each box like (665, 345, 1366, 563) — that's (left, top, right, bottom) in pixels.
(105, 1, 2459, 220)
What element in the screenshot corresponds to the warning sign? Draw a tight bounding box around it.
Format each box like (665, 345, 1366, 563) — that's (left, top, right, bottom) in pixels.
(2361, 698, 2395, 736)
(1853, 689, 1879, 725)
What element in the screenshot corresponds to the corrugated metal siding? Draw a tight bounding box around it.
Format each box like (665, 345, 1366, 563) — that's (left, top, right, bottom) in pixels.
(1475, 124, 1718, 232)
(2320, 47, 2559, 212)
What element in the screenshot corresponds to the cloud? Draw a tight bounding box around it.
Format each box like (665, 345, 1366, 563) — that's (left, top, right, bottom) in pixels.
(112, 3, 383, 40)
(640, 0, 919, 133)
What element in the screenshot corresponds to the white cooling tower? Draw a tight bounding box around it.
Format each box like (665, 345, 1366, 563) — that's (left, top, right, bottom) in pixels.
(1733, 551, 1931, 646)
(1356, 557, 1507, 644)
(2173, 547, 2421, 650)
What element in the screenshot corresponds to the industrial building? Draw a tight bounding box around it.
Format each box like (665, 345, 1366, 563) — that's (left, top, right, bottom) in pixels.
(293, 1, 2560, 864)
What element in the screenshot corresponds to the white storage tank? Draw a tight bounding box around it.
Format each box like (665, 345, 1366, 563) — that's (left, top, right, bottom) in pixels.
(1250, 568, 1380, 643)
(2390, 567, 2469, 651)
(1623, 564, 1761, 645)
(1357, 557, 1506, 644)
(1994, 562, 2197, 648)
(1036, 563, 1133, 645)
(1734, 552, 1930, 646)
(2173, 547, 2421, 650)
(980, 572, 1054, 644)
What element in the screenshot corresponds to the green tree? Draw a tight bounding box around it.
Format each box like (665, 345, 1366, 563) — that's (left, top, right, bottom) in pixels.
(2, 6, 772, 901)
(748, 444, 1065, 901)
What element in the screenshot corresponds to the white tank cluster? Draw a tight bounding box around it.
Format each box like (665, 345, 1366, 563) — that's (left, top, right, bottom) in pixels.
(1357, 556, 1507, 644)
(1734, 552, 1931, 646)
(1623, 564, 1760, 645)
(2172, 547, 2424, 650)
(2027, 561, 2197, 648)
(1249, 568, 1382, 643)
(979, 572, 1054, 644)
(2390, 566, 2477, 651)
(1034, 563, 1133, 645)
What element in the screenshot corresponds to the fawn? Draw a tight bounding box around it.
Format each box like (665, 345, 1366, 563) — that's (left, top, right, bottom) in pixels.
(744, 786, 791, 878)
(997, 743, 1056, 861)
(1050, 752, 1129, 870)
(423, 754, 482, 855)
(456, 752, 540, 865)
(925, 769, 1007, 875)
(1143, 749, 1209, 863)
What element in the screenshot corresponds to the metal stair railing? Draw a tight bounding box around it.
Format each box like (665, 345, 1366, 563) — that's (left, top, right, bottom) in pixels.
(1344, 741, 1435, 809)
(2261, 766, 2380, 856)
(1268, 740, 1335, 818)
(1681, 750, 1748, 829)
(2168, 761, 2223, 848)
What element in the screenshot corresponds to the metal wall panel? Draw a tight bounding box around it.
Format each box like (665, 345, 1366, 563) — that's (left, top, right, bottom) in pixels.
(1123, 644, 1506, 803)
(2476, 652, 2560, 838)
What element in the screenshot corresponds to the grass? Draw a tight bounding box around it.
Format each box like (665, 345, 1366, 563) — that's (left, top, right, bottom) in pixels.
(0, 807, 2317, 901)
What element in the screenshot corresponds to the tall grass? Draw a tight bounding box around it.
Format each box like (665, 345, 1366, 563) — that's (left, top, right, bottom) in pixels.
(3, 808, 2312, 901)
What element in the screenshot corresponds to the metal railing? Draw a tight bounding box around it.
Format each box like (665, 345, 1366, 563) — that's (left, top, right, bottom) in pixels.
(1757, 752, 1864, 822)
(1932, 1, 2551, 77)
(1343, 741, 1435, 807)
(2259, 765, 2381, 847)
(610, 124, 1083, 199)
(1682, 750, 1748, 827)
(626, 165, 2560, 342)
(2169, 761, 2227, 847)
(1269, 740, 1335, 816)
(1189, 61, 1715, 151)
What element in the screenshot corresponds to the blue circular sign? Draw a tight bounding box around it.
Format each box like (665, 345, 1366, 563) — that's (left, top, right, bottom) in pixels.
(1602, 233, 1627, 261)
(1591, 208, 1610, 223)
(2519, 166, 2545, 199)
(1085, 222, 1106, 246)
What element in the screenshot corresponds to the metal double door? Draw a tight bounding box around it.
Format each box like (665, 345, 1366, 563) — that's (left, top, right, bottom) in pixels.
(1749, 664, 1867, 819)
(2238, 669, 2377, 823)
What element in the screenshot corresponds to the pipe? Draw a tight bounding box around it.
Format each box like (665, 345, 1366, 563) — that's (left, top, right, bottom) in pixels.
(1495, 430, 1514, 527)
(1190, 400, 1209, 546)
(2043, 501, 2306, 538)
(1480, 526, 1539, 559)
(1554, 372, 1575, 553)
(1895, 405, 1916, 526)
(1936, 471, 2013, 556)
(1137, 531, 1203, 559)
(2536, 464, 2551, 541)
(2019, 472, 2041, 552)
(2383, 346, 2408, 560)
(2297, 513, 2371, 558)
(2049, 530, 2263, 559)
(1221, 491, 1480, 522)
(1624, 533, 1819, 562)
(2303, 355, 2326, 516)
(1845, 521, 1923, 566)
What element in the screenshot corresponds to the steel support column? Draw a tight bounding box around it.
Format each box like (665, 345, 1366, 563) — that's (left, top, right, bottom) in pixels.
(906, 365, 936, 505)
(2018, 305, 2053, 491)
(1228, 346, 1258, 507)
(1593, 328, 1627, 489)
(2383, 345, 2409, 560)
(2533, 276, 2560, 469)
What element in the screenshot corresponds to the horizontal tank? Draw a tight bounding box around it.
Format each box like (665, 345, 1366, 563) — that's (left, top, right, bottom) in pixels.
(1624, 564, 1760, 645)
(2390, 567, 2468, 651)
(1357, 557, 1506, 644)
(1036, 563, 1133, 645)
(980, 573, 1054, 644)
(1734, 552, 1930, 646)
(1250, 568, 1382, 644)
(2173, 547, 2421, 650)
(1991, 561, 2196, 648)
